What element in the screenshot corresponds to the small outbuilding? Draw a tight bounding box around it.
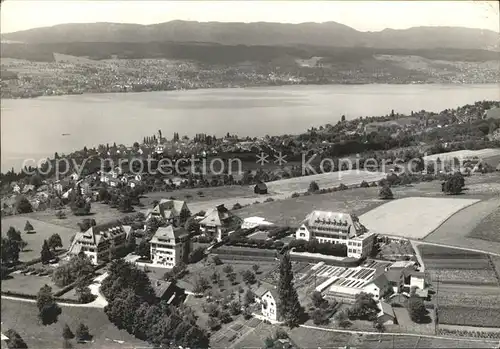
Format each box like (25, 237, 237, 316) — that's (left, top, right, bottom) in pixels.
(377, 300, 396, 325)
(254, 182, 268, 194)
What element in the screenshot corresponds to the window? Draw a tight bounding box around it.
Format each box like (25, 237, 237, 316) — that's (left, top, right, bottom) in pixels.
(299, 233, 305, 237)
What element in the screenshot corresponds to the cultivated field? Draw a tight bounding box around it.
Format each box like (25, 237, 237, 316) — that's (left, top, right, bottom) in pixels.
(424, 197, 500, 253)
(0, 299, 146, 349)
(359, 197, 480, 239)
(1, 216, 74, 261)
(423, 148, 500, 163)
(439, 306, 500, 328)
(266, 170, 387, 194)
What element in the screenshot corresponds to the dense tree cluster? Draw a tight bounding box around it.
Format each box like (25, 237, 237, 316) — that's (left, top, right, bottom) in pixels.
(101, 260, 209, 348)
(52, 253, 94, 287)
(348, 292, 380, 321)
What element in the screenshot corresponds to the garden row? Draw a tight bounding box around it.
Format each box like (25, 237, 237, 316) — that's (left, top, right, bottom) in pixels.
(438, 306, 500, 328)
(437, 328, 500, 339)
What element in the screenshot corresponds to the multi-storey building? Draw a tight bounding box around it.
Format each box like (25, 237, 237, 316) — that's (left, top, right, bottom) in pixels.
(296, 211, 375, 259)
(199, 204, 242, 241)
(146, 199, 191, 227)
(67, 221, 132, 265)
(150, 225, 191, 268)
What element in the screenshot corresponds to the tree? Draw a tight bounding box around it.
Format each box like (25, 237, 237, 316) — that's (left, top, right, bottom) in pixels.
(76, 282, 95, 303)
(229, 301, 241, 316)
(193, 276, 209, 294)
(379, 185, 394, 200)
(308, 181, 319, 193)
(78, 218, 96, 232)
(24, 220, 34, 233)
(184, 217, 200, 234)
(4, 329, 28, 349)
(348, 292, 379, 321)
(48, 234, 63, 251)
(311, 291, 327, 308)
(311, 308, 329, 325)
(56, 210, 66, 219)
(206, 316, 221, 331)
(442, 172, 465, 195)
(252, 264, 260, 274)
(223, 265, 234, 275)
(360, 180, 370, 188)
(6, 227, 22, 242)
(227, 272, 237, 285)
(335, 310, 351, 328)
(373, 321, 385, 332)
(244, 289, 255, 305)
(119, 195, 134, 213)
(75, 323, 91, 342)
(40, 240, 54, 264)
(1, 237, 20, 265)
(341, 114, 346, 122)
(62, 324, 75, 339)
(135, 239, 151, 260)
(36, 284, 61, 325)
(278, 252, 303, 327)
(408, 296, 429, 323)
(15, 196, 33, 214)
(242, 270, 256, 285)
(188, 247, 205, 264)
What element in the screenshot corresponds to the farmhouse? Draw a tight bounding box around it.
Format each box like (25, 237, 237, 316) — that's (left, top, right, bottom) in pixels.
(146, 199, 191, 227)
(296, 211, 375, 259)
(377, 300, 396, 325)
(67, 221, 132, 265)
(152, 280, 185, 304)
(150, 225, 191, 268)
(254, 285, 280, 322)
(199, 204, 242, 241)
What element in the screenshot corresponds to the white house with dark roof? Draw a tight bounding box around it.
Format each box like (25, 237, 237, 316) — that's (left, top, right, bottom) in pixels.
(199, 204, 242, 241)
(150, 225, 191, 268)
(296, 210, 375, 259)
(146, 199, 191, 227)
(254, 285, 280, 322)
(67, 222, 132, 265)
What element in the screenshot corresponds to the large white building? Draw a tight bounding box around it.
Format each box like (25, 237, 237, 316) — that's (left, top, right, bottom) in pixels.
(150, 225, 191, 268)
(296, 211, 375, 259)
(67, 222, 132, 265)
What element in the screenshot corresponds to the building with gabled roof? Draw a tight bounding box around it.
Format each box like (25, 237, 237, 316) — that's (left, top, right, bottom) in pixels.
(296, 210, 375, 259)
(150, 225, 191, 268)
(199, 204, 242, 241)
(146, 199, 191, 227)
(67, 221, 132, 265)
(254, 284, 280, 322)
(377, 300, 396, 325)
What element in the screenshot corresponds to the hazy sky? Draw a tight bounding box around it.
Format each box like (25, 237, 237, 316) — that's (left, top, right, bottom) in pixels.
(1, 1, 499, 34)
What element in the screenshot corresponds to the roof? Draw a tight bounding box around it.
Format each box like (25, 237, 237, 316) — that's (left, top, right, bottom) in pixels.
(384, 269, 402, 284)
(199, 204, 240, 227)
(390, 261, 415, 269)
(151, 225, 189, 243)
(378, 301, 395, 318)
(367, 273, 390, 290)
(404, 270, 425, 279)
(68, 221, 125, 253)
(149, 199, 188, 220)
(302, 211, 367, 238)
(152, 280, 174, 298)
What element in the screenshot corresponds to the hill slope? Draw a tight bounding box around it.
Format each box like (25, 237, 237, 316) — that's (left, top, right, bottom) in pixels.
(2, 21, 499, 51)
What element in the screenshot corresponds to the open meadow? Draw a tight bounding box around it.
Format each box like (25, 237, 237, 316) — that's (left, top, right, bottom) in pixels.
(424, 197, 500, 253)
(359, 197, 480, 239)
(0, 299, 147, 349)
(423, 148, 500, 164)
(1, 216, 74, 261)
(266, 170, 387, 194)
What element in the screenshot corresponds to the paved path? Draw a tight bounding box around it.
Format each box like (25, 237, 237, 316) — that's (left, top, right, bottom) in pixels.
(299, 324, 499, 343)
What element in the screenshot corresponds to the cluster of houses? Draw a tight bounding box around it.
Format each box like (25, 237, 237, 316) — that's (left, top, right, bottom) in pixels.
(65, 196, 427, 325)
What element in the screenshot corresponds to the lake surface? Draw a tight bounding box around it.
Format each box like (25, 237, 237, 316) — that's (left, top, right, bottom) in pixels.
(1, 84, 499, 171)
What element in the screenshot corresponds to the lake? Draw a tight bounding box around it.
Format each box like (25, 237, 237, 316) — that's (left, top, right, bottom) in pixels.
(1, 83, 499, 171)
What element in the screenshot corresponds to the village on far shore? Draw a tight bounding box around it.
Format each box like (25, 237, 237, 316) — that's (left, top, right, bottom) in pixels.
(1, 102, 500, 349)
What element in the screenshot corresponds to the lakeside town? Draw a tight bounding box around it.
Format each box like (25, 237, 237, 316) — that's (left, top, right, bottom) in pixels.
(1, 98, 500, 348)
(2, 54, 499, 99)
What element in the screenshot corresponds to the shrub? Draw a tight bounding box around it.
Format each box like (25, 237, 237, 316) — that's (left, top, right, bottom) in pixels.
(360, 181, 370, 188)
(264, 198, 274, 203)
(337, 183, 348, 191)
(308, 181, 319, 193)
(379, 185, 394, 200)
(291, 192, 300, 198)
(232, 203, 242, 210)
(189, 247, 205, 264)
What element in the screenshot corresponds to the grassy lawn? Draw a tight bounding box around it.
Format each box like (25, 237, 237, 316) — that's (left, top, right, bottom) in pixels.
(393, 307, 436, 335)
(1, 216, 74, 262)
(232, 320, 276, 348)
(25, 203, 133, 230)
(2, 273, 64, 296)
(0, 299, 147, 349)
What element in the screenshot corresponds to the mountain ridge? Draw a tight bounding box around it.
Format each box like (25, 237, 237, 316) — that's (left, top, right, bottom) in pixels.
(2, 20, 499, 51)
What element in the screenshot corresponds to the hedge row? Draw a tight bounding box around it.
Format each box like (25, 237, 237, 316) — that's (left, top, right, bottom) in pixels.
(213, 247, 276, 258)
(2, 290, 91, 305)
